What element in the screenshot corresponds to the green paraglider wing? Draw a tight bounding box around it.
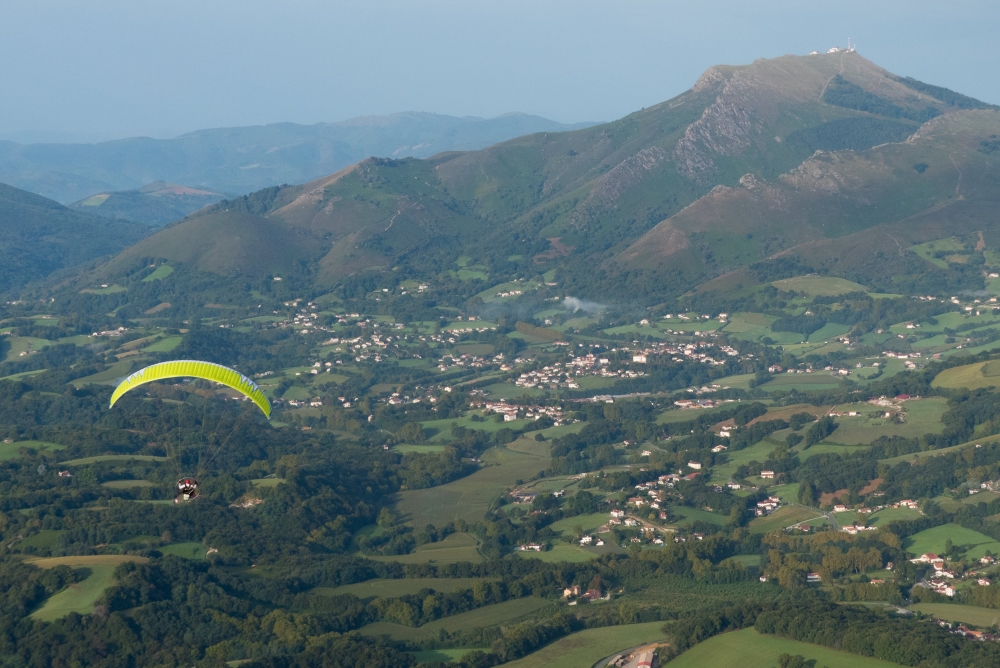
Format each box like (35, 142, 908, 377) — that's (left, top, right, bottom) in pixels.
(109, 360, 271, 418)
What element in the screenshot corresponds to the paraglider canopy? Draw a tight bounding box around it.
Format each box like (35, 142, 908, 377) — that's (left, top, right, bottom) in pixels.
(109, 360, 271, 418)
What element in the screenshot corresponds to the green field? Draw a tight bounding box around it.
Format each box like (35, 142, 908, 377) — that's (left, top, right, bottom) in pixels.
(0, 440, 64, 461)
(673, 506, 729, 526)
(143, 336, 182, 352)
(393, 438, 550, 528)
(27, 555, 148, 621)
(665, 628, 904, 667)
(504, 621, 668, 668)
(101, 479, 157, 489)
(315, 577, 491, 601)
(60, 454, 169, 466)
(250, 477, 286, 488)
(160, 542, 208, 559)
(904, 523, 1000, 560)
(909, 602, 1000, 627)
(749, 505, 821, 534)
(392, 444, 446, 454)
(910, 238, 965, 269)
(19, 530, 65, 549)
(867, 507, 924, 526)
(517, 543, 607, 563)
(410, 649, 488, 663)
(80, 284, 126, 294)
(358, 596, 553, 641)
(548, 512, 611, 536)
(828, 398, 948, 444)
(933, 361, 1000, 391)
(71, 359, 135, 387)
(771, 276, 869, 297)
(367, 532, 483, 565)
(142, 265, 174, 281)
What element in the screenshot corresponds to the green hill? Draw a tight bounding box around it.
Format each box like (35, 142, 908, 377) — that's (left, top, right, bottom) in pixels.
(0, 182, 152, 294)
(84, 52, 1000, 301)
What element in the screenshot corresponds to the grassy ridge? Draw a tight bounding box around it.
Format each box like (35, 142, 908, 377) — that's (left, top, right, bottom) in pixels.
(665, 628, 905, 667)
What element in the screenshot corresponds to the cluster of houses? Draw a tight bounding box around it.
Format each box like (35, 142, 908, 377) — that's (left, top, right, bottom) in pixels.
(470, 400, 570, 424)
(911, 552, 997, 598)
(756, 496, 782, 516)
(515, 358, 646, 389)
(91, 327, 127, 337)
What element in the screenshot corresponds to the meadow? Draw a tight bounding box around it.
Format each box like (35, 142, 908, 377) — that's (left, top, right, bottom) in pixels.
(26, 555, 148, 621)
(366, 532, 483, 565)
(826, 398, 948, 444)
(933, 361, 1000, 391)
(665, 628, 905, 667)
(904, 524, 1000, 560)
(503, 621, 668, 668)
(358, 597, 554, 641)
(60, 454, 168, 466)
(0, 440, 64, 461)
(314, 577, 492, 601)
(749, 505, 821, 534)
(393, 438, 550, 528)
(770, 276, 869, 297)
(409, 649, 488, 663)
(909, 603, 1000, 627)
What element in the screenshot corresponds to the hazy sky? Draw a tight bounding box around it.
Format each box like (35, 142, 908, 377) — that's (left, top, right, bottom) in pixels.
(1, 0, 997, 142)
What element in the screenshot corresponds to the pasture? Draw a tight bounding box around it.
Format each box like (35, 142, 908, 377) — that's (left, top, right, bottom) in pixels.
(933, 361, 1000, 391)
(517, 543, 607, 563)
(367, 532, 482, 565)
(904, 524, 1000, 560)
(828, 398, 948, 444)
(143, 336, 182, 352)
(142, 265, 174, 281)
(410, 649, 488, 663)
(393, 438, 550, 528)
(27, 555, 148, 621)
(909, 603, 1000, 627)
(160, 542, 207, 559)
(771, 276, 868, 297)
(358, 597, 553, 641)
(61, 454, 168, 466)
(0, 440, 64, 461)
(101, 479, 156, 488)
(867, 507, 924, 526)
(314, 577, 491, 601)
(749, 505, 821, 534)
(504, 621, 669, 668)
(665, 628, 904, 667)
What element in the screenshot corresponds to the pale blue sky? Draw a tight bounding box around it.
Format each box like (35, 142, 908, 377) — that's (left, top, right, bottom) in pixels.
(1, 0, 997, 142)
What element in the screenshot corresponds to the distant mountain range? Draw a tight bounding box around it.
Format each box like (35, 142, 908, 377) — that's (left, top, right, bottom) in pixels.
(87, 52, 1000, 302)
(0, 113, 597, 204)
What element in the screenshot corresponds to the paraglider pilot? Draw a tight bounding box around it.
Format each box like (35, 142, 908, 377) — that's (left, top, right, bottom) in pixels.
(176, 478, 199, 503)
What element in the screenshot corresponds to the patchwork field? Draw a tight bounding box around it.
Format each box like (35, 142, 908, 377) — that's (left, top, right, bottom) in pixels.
(665, 628, 905, 667)
(27, 555, 148, 621)
(904, 523, 1000, 560)
(504, 621, 669, 668)
(159, 542, 207, 559)
(393, 438, 550, 528)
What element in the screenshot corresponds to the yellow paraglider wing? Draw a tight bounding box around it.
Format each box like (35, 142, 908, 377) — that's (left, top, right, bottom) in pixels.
(109, 360, 271, 418)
